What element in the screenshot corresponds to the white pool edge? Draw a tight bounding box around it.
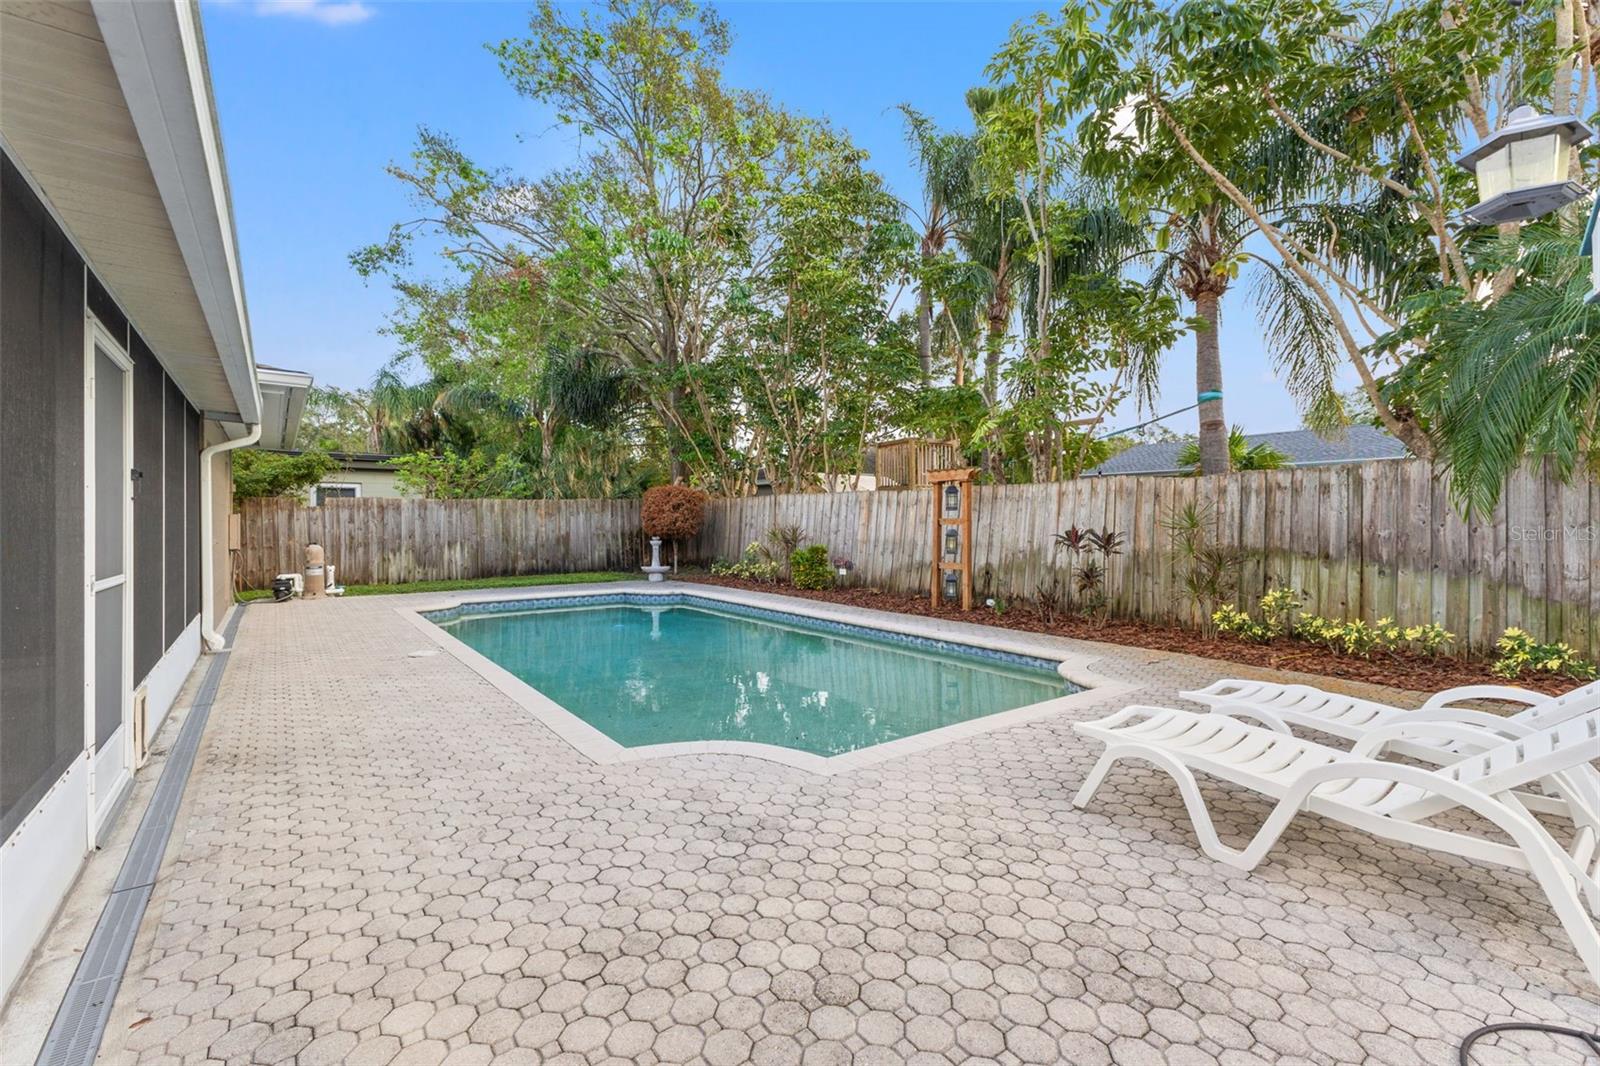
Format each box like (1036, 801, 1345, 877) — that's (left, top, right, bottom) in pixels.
(399, 582, 1134, 777)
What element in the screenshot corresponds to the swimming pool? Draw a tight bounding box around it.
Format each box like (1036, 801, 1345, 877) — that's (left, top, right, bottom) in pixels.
(424, 593, 1079, 760)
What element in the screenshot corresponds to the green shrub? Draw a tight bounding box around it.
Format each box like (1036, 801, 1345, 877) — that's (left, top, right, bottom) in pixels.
(710, 542, 782, 582)
(1337, 618, 1385, 658)
(1404, 623, 1455, 657)
(1294, 615, 1389, 658)
(1257, 586, 1304, 637)
(1212, 604, 1272, 642)
(233, 448, 336, 504)
(392, 449, 527, 499)
(789, 545, 833, 590)
(1492, 628, 1598, 680)
(1214, 588, 1459, 661)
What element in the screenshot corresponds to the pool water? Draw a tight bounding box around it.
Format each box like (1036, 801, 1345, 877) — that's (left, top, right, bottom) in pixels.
(436, 602, 1070, 756)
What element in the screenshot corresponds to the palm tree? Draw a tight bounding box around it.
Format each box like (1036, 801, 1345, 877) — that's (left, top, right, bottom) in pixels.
(365, 367, 515, 455)
(1177, 426, 1288, 474)
(955, 87, 1034, 478)
(900, 106, 978, 381)
(1163, 203, 1236, 475)
(1396, 217, 1600, 515)
(1086, 192, 1357, 480)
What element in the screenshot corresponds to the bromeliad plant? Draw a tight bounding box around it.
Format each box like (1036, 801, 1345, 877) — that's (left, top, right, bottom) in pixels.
(1053, 526, 1125, 620)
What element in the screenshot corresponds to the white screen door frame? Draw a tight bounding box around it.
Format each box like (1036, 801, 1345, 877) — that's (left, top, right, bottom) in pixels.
(84, 312, 135, 841)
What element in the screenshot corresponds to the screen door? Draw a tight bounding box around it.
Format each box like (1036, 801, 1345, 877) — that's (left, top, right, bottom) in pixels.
(90, 338, 131, 759)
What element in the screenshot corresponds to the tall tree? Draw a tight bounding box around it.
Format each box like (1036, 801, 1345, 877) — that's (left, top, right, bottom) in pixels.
(355, 0, 820, 484)
(721, 130, 918, 492)
(1041, 0, 1555, 466)
(900, 107, 978, 382)
(980, 18, 1075, 477)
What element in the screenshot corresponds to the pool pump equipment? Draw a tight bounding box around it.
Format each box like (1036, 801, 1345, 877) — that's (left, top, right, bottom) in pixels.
(304, 543, 327, 598)
(272, 544, 345, 602)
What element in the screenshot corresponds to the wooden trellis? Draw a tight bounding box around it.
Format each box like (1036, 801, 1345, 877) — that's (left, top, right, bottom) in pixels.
(929, 468, 978, 610)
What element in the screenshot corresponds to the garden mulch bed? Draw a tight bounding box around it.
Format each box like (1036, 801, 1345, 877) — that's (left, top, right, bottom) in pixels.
(681, 574, 1576, 698)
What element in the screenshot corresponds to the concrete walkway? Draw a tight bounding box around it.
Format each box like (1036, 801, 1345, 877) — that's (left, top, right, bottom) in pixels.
(70, 585, 1600, 1063)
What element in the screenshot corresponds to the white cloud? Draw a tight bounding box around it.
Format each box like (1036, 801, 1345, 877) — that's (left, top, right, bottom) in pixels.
(252, 0, 375, 26)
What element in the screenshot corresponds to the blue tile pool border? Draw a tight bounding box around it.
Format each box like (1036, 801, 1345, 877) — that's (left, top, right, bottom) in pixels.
(421, 592, 1076, 685)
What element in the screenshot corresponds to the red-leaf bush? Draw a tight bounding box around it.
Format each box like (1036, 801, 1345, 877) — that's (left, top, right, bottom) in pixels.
(641, 484, 707, 540)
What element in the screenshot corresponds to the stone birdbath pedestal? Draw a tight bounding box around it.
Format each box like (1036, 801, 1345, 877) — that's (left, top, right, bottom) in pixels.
(642, 537, 672, 582)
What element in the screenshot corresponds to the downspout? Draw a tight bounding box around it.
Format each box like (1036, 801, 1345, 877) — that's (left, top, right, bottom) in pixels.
(199, 421, 260, 651)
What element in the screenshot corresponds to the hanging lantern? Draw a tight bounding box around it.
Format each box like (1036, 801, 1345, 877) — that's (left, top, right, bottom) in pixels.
(942, 482, 961, 518)
(1455, 105, 1593, 224)
(943, 526, 959, 561)
(942, 569, 959, 601)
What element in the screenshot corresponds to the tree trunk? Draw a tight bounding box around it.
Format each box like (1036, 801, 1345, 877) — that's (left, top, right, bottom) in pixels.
(980, 321, 1005, 480)
(668, 383, 688, 483)
(1193, 289, 1229, 476)
(917, 279, 934, 381)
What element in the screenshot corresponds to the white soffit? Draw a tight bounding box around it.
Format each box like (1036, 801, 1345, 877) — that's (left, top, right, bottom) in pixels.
(0, 1, 258, 423)
(256, 366, 314, 451)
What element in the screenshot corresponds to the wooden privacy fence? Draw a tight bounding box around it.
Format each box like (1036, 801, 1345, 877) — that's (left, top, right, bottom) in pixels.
(237, 496, 643, 589)
(236, 459, 1600, 658)
(688, 459, 1600, 658)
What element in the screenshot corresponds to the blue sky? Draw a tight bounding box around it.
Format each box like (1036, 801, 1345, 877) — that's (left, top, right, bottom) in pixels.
(203, 0, 1342, 437)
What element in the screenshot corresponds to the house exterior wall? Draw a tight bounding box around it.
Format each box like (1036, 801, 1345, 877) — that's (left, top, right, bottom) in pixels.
(307, 467, 406, 503)
(209, 437, 236, 630)
(0, 145, 218, 1001)
(0, 149, 87, 846)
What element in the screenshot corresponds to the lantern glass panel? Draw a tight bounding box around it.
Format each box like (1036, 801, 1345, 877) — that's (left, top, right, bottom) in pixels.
(1477, 133, 1562, 201)
(943, 526, 959, 561)
(942, 483, 961, 517)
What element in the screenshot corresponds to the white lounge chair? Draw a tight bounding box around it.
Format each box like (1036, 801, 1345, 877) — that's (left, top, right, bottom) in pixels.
(1072, 705, 1600, 987)
(1180, 678, 1600, 760)
(1180, 680, 1600, 820)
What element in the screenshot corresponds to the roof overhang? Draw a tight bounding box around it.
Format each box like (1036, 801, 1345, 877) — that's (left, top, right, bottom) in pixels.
(256, 366, 314, 450)
(0, 0, 259, 424)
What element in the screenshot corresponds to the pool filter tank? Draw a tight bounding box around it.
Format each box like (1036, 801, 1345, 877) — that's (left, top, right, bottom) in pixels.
(304, 543, 326, 598)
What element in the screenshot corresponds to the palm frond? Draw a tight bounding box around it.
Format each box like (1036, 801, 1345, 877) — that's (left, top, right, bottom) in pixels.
(1248, 260, 1347, 433)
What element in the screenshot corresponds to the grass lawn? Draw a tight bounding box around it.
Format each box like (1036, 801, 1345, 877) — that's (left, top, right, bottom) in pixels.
(238, 571, 632, 601)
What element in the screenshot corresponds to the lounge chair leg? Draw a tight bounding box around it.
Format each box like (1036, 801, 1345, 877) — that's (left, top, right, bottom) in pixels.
(1084, 745, 1293, 873)
(1495, 818, 1600, 988)
(1073, 752, 1118, 808)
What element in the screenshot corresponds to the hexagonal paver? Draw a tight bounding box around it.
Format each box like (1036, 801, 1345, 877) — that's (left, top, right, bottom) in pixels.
(80, 584, 1600, 1066)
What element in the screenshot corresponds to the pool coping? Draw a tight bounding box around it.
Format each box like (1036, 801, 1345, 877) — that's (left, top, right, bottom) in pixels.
(399, 582, 1134, 777)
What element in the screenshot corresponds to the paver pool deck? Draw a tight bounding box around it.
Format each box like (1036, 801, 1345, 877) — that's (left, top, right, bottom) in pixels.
(47, 583, 1600, 1063)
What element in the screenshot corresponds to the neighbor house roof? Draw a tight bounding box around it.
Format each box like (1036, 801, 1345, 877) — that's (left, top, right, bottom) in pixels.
(1085, 425, 1410, 477)
(2, 0, 258, 426)
(266, 450, 400, 473)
